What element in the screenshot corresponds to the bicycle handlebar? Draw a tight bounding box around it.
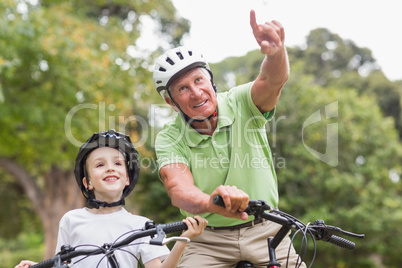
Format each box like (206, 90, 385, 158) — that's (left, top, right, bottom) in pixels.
(31, 220, 188, 268)
(212, 195, 364, 251)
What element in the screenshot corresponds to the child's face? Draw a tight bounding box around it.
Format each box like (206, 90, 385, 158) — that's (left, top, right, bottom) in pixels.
(83, 147, 129, 203)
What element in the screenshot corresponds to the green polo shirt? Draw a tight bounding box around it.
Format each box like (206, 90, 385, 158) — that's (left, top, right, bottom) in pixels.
(155, 82, 278, 227)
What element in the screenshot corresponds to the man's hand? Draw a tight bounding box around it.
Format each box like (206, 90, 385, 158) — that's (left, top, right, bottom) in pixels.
(209, 185, 249, 220)
(250, 9, 285, 56)
(249, 9, 289, 113)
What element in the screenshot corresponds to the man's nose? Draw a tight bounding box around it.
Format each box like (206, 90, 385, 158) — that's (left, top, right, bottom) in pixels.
(189, 85, 202, 97)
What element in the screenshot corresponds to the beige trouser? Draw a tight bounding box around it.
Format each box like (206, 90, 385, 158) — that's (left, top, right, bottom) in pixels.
(179, 220, 306, 268)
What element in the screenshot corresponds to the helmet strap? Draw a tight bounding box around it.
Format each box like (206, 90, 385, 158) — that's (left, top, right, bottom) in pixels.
(87, 198, 125, 209)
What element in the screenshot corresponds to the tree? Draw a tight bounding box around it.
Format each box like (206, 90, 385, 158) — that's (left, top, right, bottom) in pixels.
(288, 28, 402, 139)
(275, 76, 402, 267)
(0, 0, 189, 260)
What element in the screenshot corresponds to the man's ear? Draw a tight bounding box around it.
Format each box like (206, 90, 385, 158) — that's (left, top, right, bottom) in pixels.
(165, 97, 180, 112)
(83, 177, 93, 190)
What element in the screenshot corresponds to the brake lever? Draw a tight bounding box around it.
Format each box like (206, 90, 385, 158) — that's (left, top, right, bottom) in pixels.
(162, 236, 190, 245)
(322, 225, 365, 239)
(311, 220, 365, 240)
(148, 236, 190, 246)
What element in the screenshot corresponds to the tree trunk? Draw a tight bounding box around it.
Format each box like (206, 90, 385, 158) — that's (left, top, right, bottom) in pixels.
(42, 164, 85, 257)
(0, 157, 85, 258)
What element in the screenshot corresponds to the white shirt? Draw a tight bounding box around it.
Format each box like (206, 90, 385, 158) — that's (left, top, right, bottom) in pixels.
(56, 208, 170, 267)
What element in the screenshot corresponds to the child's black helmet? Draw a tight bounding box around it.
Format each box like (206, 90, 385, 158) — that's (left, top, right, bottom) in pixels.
(74, 129, 140, 208)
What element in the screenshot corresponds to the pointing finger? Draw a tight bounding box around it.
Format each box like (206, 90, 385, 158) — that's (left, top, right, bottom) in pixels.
(249, 10, 258, 33)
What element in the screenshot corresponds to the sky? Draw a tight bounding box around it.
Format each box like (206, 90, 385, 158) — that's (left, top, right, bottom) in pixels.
(171, 0, 402, 81)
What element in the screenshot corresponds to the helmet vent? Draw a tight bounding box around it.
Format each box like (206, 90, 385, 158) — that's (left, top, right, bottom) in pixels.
(166, 57, 174, 65)
(153, 47, 209, 95)
(176, 52, 184, 60)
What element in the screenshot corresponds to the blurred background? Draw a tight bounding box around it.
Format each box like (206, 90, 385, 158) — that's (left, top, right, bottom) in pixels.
(1, 0, 401, 267)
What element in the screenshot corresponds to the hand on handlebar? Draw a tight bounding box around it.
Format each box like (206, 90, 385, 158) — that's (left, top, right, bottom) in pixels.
(15, 260, 37, 268)
(181, 215, 208, 240)
(209, 186, 249, 220)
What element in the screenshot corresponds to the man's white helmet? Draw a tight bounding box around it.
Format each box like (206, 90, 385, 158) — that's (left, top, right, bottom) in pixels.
(153, 46, 211, 96)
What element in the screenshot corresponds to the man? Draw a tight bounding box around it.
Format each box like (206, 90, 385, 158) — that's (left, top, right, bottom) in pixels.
(152, 10, 305, 268)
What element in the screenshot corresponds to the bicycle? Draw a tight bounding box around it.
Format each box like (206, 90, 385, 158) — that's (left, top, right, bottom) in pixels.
(213, 195, 365, 268)
(30, 199, 364, 268)
(30, 220, 191, 268)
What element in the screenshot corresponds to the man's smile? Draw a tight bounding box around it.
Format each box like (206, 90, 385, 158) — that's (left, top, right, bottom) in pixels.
(194, 100, 207, 108)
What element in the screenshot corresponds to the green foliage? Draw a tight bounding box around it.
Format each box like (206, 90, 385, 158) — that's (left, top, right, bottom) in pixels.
(0, 171, 43, 268)
(300, 28, 377, 85)
(134, 170, 181, 223)
(274, 78, 402, 267)
(211, 50, 263, 92)
(0, 0, 186, 259)
(288, 28, 402, 139)
(1, 1, 133, 171)
(0, 171, 42, 239)
(0, 0, 190, 171)
(0, 232, 44, 268)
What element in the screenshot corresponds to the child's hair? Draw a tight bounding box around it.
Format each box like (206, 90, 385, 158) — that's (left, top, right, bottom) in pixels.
(74, 129, 140, 209)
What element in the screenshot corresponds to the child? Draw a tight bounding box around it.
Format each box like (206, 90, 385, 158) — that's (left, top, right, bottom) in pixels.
(15, 130, 207, 268)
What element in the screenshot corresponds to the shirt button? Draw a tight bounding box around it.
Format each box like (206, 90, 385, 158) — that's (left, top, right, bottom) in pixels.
(213, 141, 217, 145)
(219, 153, 223, 157)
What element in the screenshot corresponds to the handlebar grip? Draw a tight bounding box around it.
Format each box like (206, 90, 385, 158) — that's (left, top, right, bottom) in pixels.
(328, 235, 355, 250)
(160, 220, 188, 234)
(30, 257, 57, 268)
(213, 195, 226, 207)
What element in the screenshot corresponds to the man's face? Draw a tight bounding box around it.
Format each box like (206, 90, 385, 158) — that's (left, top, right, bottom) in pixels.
(166, 68, 217, 120)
